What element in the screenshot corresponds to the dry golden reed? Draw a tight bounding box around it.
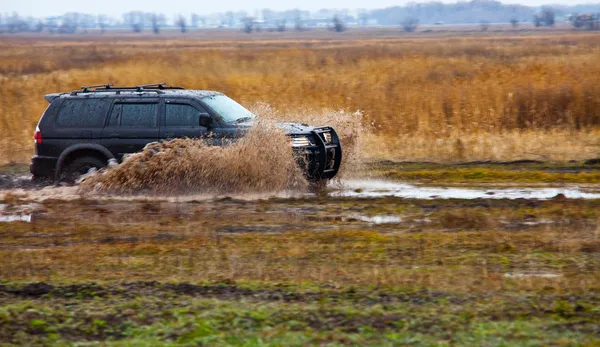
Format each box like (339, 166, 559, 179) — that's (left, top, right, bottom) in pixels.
(1, 33, 599, 164)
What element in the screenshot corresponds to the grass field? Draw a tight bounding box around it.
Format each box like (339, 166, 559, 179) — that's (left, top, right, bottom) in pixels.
(0, 30, 599, 163)
(1, 195, 599, 345)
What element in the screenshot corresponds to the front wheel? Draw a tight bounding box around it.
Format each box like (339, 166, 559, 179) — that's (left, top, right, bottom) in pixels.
(62, 156, 106, 183)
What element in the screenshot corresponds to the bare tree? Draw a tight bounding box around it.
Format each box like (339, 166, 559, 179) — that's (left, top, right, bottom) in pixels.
(8, 12, 33, 33)
(402, 17, 419, 32)
(60, 12, 79, 34)
(46, 19, 58, 33)
(294, 10, 304, 31)
(331, 16, 345, 32)
(533, 8, 555, 28)
(275, 19, 286, 32)
(79, 14, 96, 34)
(176, 14, 187, 33)
(151, 14, 160, 34)
(34, 20, 44, 32)
(242, 17, 254, 33)
(510, 18, 519, 28)
(98, 15, 107, 34)
(541, 7, 556, 26)
(123, 12, 143, 33)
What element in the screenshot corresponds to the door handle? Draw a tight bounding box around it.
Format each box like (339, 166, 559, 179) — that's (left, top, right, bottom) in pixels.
(109, 133, 119, 138)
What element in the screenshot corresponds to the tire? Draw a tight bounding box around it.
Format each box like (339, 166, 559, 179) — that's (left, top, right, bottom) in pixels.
(62, 156, 106, 183)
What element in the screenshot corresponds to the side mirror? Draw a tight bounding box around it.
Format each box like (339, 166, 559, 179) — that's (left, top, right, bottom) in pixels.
(199, 113, 212, 127)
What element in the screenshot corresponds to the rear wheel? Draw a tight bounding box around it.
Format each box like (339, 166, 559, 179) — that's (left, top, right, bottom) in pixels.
(62, 156, 106, 183)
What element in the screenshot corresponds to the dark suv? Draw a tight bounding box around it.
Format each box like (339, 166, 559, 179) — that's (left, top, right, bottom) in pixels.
(30, 84, 342, 182)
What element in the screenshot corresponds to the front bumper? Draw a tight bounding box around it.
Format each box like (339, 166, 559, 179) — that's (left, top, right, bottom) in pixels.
(292, 127, 342, 180)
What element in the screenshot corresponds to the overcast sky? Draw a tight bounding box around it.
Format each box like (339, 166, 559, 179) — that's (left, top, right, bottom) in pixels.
(2, 0, 598, 18)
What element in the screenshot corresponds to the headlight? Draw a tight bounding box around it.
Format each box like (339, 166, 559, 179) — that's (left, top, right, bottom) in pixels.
(289, 136, 313, 147)
(322, 132, 332, 144)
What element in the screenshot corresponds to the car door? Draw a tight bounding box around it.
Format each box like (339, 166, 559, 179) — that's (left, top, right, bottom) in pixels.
(160, 99, 211, 140)
(101, 98, 160, 160)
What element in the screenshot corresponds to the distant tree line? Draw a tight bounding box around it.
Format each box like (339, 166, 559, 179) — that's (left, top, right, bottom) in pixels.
(0, 11, 208, 34)
(2, 1, 600, 35)
(371, 0, 534, 25)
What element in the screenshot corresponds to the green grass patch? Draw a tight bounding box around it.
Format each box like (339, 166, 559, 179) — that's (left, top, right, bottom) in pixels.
(371, 161, 600, 183)
(1, 287, 599, 346)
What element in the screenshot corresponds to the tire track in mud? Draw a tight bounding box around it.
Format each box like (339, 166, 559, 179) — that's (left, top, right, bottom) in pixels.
(2, 281, 599, 307)
(0, 281, 468, 306)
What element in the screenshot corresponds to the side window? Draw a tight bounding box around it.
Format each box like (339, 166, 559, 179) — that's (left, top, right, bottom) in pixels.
(56, 99, 110, 128)
(108, 104, 122, 127)
(165, 104, 202, 127)
(108, 103, 158, 128)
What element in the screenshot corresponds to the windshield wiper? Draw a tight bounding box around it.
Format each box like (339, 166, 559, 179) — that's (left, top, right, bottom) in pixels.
(234, 116, 254, 123)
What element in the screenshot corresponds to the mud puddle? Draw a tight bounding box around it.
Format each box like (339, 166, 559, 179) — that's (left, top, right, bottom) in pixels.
(0, 215, 32, 223)
(0, 203, 39, 223)
(332, 180, 600, 200)
(2, 178, 600, 202)
(504, 273, 562, 279)
(356, 215, 402, 224)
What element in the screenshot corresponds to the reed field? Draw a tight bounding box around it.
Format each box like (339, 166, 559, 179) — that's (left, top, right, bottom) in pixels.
(0, 31, 599, 164)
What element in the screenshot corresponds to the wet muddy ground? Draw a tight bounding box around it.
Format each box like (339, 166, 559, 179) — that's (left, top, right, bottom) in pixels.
(3, 160, 600, 200)
(1, 162, 599, 345)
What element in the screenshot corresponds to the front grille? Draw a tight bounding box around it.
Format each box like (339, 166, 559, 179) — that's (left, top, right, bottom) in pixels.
(290, 136, 311, 147)
(326, 148, 336, 170)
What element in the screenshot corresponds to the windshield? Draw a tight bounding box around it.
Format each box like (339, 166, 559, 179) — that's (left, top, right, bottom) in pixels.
(201, 95, 257, 123)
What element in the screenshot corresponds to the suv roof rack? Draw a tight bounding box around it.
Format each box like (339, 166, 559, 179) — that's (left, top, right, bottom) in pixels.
(80, 84, 113, 93)
(71, 83, 186, 95)
(136, 83, 181, 89)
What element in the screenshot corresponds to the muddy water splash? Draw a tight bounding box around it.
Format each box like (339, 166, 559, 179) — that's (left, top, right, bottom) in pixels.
(250, 104, 369, 179)
(79, 120, 306, 195)
(79, 107, 367, 196)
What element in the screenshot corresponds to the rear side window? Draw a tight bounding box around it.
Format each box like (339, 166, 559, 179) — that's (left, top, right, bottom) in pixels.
(56, 99, 110, 128)
(166, 104, 202, 127)
(108, 103, 158, 128)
